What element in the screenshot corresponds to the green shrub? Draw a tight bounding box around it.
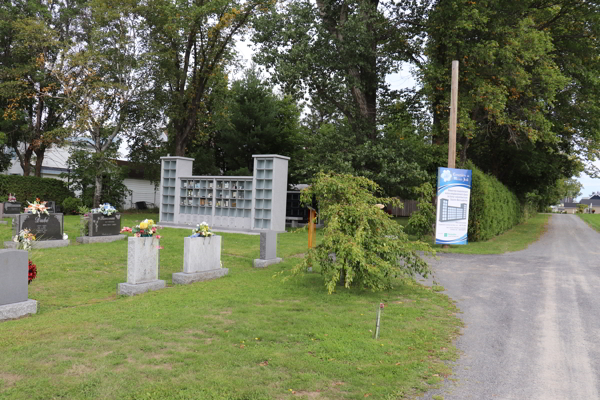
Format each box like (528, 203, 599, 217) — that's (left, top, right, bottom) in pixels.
(406, 182, 436, 240)
(62, 197, 83, 215)
(0, 175, 74, 211)
(467, 162, 525, 241)
(293, 172, 433, 293)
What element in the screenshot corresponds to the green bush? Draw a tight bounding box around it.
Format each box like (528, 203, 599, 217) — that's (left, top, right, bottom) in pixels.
(293, 172, 433, 293)
(406, 182, 436, 240)
(467, 162, 524, 242)
(62, 197, 83, 215)
(0, 175, 74, 211)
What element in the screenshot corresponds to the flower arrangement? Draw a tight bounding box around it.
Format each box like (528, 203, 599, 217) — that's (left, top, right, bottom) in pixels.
(191, 222, 213, 237)
(91, 203, 117, 216)
(120, 219, 162, 238)
(25, 198, 49, 215)
(7, 193, 16, 202)
(28, 260, 37, 284)
(13, 229, 36, 250)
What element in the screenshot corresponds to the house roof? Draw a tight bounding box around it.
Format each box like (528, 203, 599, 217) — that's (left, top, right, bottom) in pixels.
(563, 202, 579, 208)
(579, 199, 599, 206)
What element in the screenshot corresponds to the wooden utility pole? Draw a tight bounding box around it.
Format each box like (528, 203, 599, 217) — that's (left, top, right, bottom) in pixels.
(448, 60, 459, 169)
(442, 60, 459, 249)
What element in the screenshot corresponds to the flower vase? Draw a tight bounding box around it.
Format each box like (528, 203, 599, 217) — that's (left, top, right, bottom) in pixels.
(117, 236, 166, 296)
(172, 235, 228, 284)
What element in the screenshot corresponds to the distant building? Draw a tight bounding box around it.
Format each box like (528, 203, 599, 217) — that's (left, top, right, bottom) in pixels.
(2, 144, 159, 210)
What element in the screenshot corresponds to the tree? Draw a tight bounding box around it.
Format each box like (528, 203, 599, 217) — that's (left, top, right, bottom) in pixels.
(0, 0, 82, 176)
(291, 94, 439, 197)
(51, 0, 147, 207)
(216, 69, 302, 173)
(141, 0, 272, 156)
(64, 143, 131, 208)
(421, 0, 600, 200)
(253, 0, 428, 140)
(292, 172, 433, 293)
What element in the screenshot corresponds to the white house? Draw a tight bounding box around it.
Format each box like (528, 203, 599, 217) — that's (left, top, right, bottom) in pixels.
(3, 144, 159, 210)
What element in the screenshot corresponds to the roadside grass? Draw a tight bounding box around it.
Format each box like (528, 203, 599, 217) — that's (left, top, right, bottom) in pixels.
(433, 213, 550, 254)
(578, 214, 600, 232)
(0, 215, 461, 400)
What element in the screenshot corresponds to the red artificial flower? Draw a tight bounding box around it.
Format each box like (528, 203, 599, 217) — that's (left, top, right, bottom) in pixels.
(28, 259, 37, 284)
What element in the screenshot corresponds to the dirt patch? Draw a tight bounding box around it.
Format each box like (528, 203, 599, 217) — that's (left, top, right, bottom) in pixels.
(146, 363, 173, 370)
(293, 390, 321, 398)
(65, 364, 95, 376)
(0, 372, 22, 389)
(185, 329, 207, 335)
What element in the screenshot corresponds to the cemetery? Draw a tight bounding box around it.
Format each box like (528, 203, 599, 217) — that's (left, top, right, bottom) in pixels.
(0, 204, 461, 399)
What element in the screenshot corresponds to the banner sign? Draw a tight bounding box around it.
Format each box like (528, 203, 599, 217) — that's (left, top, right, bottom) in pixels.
(435, 167, 472, 245)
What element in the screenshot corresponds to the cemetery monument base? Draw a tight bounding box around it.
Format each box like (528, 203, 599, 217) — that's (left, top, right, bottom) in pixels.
(76, 235, 126, 244)
(4, 239, 69, 249)
(253, 231, 282, 268)
(0, 300, 37, 321)
(173, 236, 228, 284)
(117, 280, 166, 296)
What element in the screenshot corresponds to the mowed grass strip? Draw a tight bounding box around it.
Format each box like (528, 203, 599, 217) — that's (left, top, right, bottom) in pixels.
(0, 215, 461, 400)
(578, 213, 600, 232)
(434, 213, 550, 254)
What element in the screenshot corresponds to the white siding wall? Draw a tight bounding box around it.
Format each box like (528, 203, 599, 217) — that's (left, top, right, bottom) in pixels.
(123, 178, 159, 209)
(6, 145, 71, 175)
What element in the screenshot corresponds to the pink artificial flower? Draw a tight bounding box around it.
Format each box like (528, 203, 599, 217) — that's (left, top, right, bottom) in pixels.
(155, 235, 161, 239)
(379, 303, 385, 309)
(158, 246, 164, 250)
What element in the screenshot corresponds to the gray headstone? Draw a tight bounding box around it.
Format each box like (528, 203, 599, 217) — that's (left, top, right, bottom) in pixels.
(0, 203, 3, 219)
(4, 202, 21, 214)
(259, 231, 278, 260)
(15, 213, 64, 240)
(0, 249, 29, 306)
(44, 201, 56, 214)
(89, 213, 121, 236)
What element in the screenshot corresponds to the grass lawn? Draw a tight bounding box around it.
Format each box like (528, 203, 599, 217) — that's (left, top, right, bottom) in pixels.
(433, 213, 550, 255)
(578, 213, 600, 232)
(0, 214, 461, 400)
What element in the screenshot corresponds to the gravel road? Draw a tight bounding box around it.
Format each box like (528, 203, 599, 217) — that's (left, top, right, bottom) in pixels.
(421, 214, 600, 400)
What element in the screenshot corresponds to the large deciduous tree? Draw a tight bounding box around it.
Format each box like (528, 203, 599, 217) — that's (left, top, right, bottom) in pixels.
(0, 0, 82, 176)
(51, 0, 146, 207)
(422, 0, 600, 201)
(141, 0, 272, 156)
(253, 0, 428, 139)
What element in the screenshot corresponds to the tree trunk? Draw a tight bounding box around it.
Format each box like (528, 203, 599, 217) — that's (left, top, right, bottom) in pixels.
(21, 147, 34, 177)
(34, 147, 46, 177)
(94, 174, 103, 208)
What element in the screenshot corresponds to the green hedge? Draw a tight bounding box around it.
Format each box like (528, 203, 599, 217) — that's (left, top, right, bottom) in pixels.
(467, 162, 524, 242)
(0, 175, 74, 211)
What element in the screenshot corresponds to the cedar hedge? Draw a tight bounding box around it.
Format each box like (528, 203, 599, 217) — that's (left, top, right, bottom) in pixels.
(467, 162, 525, 242)
(0, 175, 74, 211)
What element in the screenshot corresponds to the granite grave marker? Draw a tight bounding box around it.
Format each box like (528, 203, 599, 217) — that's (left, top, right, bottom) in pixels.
(89, 213, 121, 236)
(16, 213, 64, 240)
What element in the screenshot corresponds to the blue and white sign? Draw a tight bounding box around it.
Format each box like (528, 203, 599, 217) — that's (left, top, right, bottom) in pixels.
(435, 167, 472, 245)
